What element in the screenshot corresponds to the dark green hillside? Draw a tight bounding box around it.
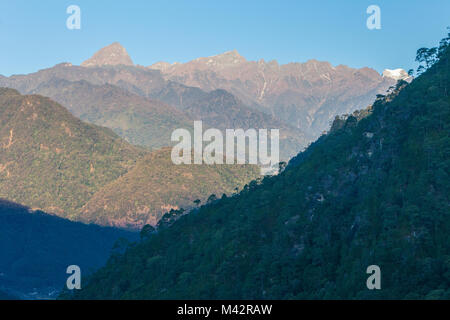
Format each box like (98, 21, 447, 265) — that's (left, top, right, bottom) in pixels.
(68, 36, 450, 299)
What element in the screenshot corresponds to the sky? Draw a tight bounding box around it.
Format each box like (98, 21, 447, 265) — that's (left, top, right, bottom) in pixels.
(0, 0, 448, 76)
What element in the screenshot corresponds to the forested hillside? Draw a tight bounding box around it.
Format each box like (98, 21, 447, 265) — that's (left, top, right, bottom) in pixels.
(79, 148, 259, 228)
(0, 88, 144, 219)
(67, 36, 450, 300)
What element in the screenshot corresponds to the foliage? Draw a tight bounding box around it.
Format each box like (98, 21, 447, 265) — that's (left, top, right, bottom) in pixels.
(79, 148, 260, 229)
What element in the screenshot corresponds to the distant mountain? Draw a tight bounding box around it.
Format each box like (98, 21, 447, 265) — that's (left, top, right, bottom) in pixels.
(0, 62, 167, 96)
(29, 78, 192, 149)
(153, 83, 310, 159)
(70, 40, 450, 299)
(0, 43, 403, 159)
(0, 199, 136, 299)
(149, 51, 397, 138)
(0, 57, 308, 159)
(81, 42, 134, 67)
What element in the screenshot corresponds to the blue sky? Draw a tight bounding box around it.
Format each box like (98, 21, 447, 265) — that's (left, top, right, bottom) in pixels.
(0, 0, 448, 76)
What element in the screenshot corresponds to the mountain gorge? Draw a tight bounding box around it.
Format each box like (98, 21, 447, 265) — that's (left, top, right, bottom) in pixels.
(68, 40, 450, 299)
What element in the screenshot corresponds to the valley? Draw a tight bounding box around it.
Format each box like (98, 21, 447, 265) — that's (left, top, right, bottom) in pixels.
(0, 24, 447, 301)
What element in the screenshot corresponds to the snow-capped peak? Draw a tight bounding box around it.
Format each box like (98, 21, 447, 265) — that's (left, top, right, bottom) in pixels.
(382, 68, 410, 81)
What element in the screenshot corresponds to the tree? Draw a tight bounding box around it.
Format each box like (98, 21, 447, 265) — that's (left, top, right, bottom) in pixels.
(416, 47, 438, 74)
(376, 94, 386, 101)
(140, 224, 155, 241)
(193, 199, 201, 207)
(207, 194, 217, 203)
(278, 161, 287, 173)
(157, 208, 185, 229)
(111, 237, 130, 256)
(437, 27, 450, 57)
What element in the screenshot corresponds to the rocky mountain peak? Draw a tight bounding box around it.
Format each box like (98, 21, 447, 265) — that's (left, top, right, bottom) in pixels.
(202, 50, 246, 68)
(81, 42, 134, 67)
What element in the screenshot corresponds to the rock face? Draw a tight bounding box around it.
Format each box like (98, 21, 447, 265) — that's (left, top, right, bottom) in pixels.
(81, 42, 134, 67)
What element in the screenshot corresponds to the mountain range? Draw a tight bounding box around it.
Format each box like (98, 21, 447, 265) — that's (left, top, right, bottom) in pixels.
(0, 42, 401, 159)
(149, 49, 399, 137)
(67, 38, 450, 300)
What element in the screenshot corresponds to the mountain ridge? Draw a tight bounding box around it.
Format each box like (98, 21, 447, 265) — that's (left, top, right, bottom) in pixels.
(29, 77, 192, 149)
(1, 43, 397, 144)
(0, 61, 309, 159)
(148, 49, 397, 137)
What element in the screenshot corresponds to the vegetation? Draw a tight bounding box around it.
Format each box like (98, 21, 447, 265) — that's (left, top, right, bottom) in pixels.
(0, 89, 258, 227)
(0, 88, 145, 219)
(79, 148, 260, 229)
(66, 34, 450, 299)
